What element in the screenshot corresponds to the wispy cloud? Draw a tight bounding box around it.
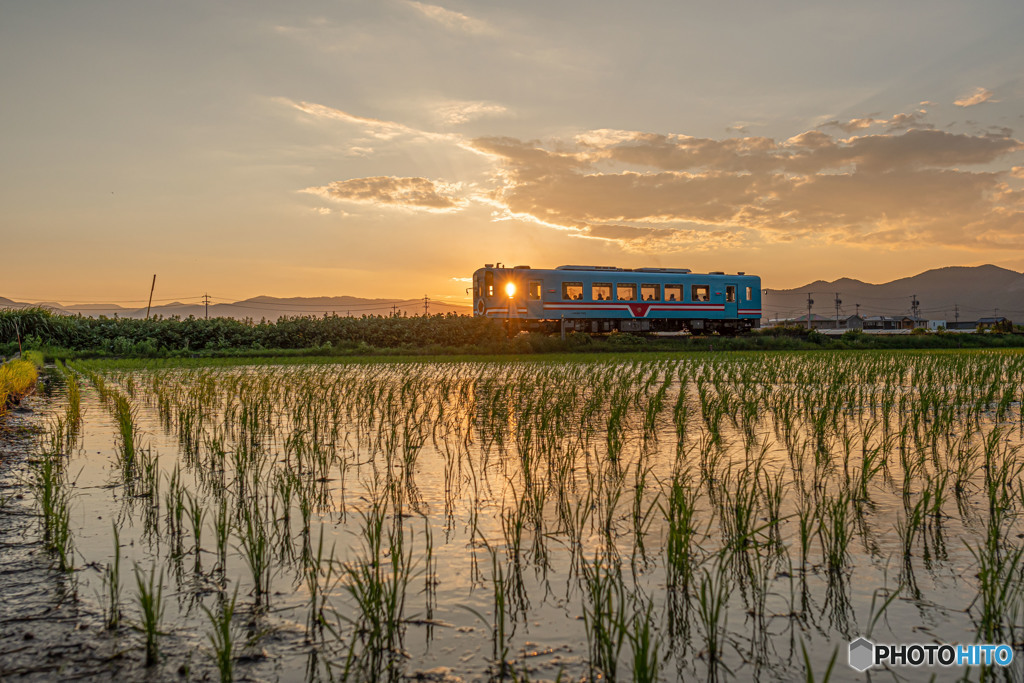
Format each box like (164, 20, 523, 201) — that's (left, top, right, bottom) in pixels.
(287, 100, 428, 141)
(821, 109, 932, 134)
(955, 87, 996, 107)
(282, 98, 491, 157)
(406, 1, 495, 35)
(434, 100, 507, 125)
(301, 176, 465, 212)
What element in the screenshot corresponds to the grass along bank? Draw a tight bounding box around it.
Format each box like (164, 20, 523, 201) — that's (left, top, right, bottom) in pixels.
(0, 353, 40, 420)
(4, 306, 1024, 361)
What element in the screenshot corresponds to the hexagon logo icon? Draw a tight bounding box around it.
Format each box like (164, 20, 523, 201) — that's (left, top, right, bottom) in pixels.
(849, 637, 874, 671)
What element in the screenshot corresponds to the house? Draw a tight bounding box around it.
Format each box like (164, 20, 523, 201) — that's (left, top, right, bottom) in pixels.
(771, 314, 863, 331)
(862, 316, 928, 331)
(943, 317, 1011, 332)
(977, 316, 1012, 332)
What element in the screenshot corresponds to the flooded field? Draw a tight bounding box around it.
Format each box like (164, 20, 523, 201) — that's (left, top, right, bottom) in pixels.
(8, 350, 1024, 681)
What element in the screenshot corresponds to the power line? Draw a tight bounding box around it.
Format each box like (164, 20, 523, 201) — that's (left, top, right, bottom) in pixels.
(1, 295, 202, 305)
(208, 296, 422, 311)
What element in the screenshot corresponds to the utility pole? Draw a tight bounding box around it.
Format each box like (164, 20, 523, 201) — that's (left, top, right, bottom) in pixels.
(834, 293, 842, 330)
(423, 295, 430, 316)
(145, 274, 156, 320)
(202, 293, 211, 320)
(910, 295, 920, 321)
(806, 293, 814, 330)
(392, 304, 398, 317)
(855, 303, 861, 317)
(954, 304, 959, 325)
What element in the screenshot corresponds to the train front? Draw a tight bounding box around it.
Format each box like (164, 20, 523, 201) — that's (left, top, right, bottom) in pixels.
(472, 265, 532, 319)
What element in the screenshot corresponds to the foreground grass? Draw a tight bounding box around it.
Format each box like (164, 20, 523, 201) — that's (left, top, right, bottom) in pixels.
(67, 345, 1024, 374)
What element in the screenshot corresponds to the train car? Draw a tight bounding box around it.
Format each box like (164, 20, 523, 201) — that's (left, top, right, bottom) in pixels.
(472, 264, 761, 334)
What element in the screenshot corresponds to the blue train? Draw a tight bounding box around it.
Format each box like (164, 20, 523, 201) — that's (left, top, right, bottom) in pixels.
(472, 264, 762, 334)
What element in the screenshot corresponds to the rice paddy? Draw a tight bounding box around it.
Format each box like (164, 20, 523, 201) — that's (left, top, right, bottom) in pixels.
(16, 349, 1024, 680)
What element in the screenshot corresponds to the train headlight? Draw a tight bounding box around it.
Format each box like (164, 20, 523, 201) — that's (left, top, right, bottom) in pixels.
(504, 282, 516, 297)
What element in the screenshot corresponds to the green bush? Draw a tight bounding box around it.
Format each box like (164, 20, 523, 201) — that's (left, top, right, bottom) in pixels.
(604, 332, 647, 349)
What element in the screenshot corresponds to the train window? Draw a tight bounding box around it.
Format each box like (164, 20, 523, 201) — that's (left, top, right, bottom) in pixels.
(691, 285, 710, 302)
(726, 286, 736, 303)
(616, 283, 637, 301)
(485, 271, 494, 297)
(562, 281, 584, 300)
(665, 284, 683, 301)
(528, 281, 542, 300)
(641, 283, 660, 301)
(745, 286, 753, 300)
(592, 282, 612, 301)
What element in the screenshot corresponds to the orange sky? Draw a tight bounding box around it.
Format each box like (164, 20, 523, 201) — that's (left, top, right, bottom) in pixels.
(2, 1, 1023, 306)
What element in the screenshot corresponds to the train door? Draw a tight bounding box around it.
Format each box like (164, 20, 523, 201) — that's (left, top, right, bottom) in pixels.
(473, 272, 487, 317)
(724, 284, 738, 319)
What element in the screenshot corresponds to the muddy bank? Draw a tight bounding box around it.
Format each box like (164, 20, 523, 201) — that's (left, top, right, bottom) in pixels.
(0, 393, 225, 681)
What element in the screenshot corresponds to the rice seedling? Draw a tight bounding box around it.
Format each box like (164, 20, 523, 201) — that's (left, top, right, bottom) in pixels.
(581, 554, 628, 682)
(133, 563, 166, 666)
(28, 438, 75, 572)
(304, 526, 339, 641)
(627, 598, 661, 683)
(186, 490, 205, 572)
(203, 587, 241, 682)
(103, 523, 122, 630)
(113, 392, 139, 478)
(236, 503, 273, 608)
(339, 506, 413, 680)
(695, 551, 731, 679)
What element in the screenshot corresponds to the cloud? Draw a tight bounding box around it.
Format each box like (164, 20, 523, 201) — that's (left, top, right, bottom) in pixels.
(294, 104, 1024, 255)
(282, 98, 491, 158)
(435, 100, 507, 125)
(820, 109, 932, 134)
(302, 177, 464, 212)
(886, 110, 933, 131)
(955, 87, 996, 107)
(406, 2, 495, 35)
(465, 124, 1024, 253)
(287, 100, 427, 141)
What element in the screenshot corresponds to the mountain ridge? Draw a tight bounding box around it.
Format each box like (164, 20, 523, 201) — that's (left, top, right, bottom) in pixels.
(3, 264, 1021, 322)
(764, 264, 1022, 321)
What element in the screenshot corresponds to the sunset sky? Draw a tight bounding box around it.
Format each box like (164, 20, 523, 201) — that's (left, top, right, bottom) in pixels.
(2, 0, 1023, 306)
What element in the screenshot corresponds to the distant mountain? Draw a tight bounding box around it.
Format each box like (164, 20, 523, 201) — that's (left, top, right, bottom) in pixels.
(0, 295, 471, 320)
(764, 265, 1023, 323)
(4, 265, 1018, 324)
